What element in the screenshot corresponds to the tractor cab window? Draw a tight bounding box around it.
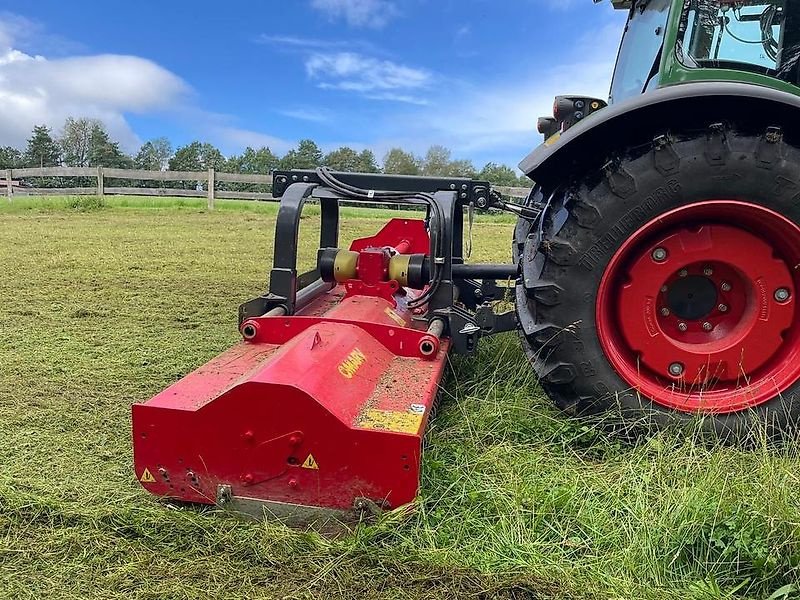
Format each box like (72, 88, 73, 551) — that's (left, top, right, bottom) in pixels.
(677, 0, 800, 84)
(610, 0, 673, 103)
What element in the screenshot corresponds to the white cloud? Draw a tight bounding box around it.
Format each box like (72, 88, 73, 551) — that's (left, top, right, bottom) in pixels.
(0, 15, 296, 158)
(306, 52, 431, 95)
(256, 34, 380, 55)
(363, 92, 429, 105)
(367, 20, 625, 165)
(0, 21, 187, 152)
(310, 0, 399, 29)
(211, 126, 295, 154)
(278, 107, 331, 123)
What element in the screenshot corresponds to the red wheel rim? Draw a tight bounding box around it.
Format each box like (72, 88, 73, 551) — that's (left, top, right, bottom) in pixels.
(597, 201, 800, 414)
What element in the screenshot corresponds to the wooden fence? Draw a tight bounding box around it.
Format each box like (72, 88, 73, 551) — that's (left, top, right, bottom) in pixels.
(3, 166, 530, 209)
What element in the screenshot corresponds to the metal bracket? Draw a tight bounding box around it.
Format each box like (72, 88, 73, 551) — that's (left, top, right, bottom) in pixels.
(437, 305, 482, 355)
(273, 169, 491, 207)
(475, 306, 518, 336)
(215, 485, 383, 536)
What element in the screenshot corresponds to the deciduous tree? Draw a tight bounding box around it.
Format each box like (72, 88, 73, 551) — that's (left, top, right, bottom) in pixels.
(280, 139, 323, 170)
(383, 148, 420, 175)
(323, 147, 360, 172)
(60, 117, 96, 167)
(421, 145, 452, 176)
(134, 138, 173, 171)
(479, 162, 521, 187)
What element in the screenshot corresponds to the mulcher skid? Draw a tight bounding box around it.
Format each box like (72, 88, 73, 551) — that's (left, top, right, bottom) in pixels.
(133, 170, 522, 527)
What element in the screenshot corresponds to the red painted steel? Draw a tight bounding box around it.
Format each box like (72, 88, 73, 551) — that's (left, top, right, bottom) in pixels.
(350, 218, 430, 255)
(133, 218, 446, 515)
(597, 201, 800, 413)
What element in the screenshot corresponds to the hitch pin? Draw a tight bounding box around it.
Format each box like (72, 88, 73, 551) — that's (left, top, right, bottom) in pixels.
(426, 319, 445, 339)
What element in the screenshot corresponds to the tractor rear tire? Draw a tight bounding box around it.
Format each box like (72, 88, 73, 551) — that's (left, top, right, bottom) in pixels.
(515, 124, 800, 443)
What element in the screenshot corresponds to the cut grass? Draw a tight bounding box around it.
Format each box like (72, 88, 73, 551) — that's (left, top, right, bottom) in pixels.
(1, 197, 800, 599)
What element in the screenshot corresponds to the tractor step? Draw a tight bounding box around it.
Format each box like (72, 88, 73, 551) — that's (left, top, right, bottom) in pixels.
(133, 287, 448, 528)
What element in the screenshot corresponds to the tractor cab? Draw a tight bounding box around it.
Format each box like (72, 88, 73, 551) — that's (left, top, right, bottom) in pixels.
(541, 0, 800, 138)
(613, 0, 800, 101)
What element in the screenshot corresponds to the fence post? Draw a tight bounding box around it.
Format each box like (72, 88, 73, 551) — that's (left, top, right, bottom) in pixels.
(207, 168, 215, 210)
(97, 166, 105, 198)
(5, 169, 11, 201)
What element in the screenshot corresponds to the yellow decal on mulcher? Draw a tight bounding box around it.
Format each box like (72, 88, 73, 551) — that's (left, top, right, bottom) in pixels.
(301, 454, 319, 470)
(357, 410, 424, 435)
(338, 348, 367, 379)
(139, 468, 156, 483)
(384, 307, 406, 327)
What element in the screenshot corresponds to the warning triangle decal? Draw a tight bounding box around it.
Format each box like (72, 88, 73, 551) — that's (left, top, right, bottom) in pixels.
(301, 454, 319, 470)
(139, 468, 156, 483)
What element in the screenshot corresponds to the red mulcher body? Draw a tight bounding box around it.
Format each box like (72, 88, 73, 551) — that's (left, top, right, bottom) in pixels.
(133, 172, 519, 527)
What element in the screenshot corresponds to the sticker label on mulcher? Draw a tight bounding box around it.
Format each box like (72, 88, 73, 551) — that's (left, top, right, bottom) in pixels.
(384, 307, 406, 326)
(356, 410, 424, 434)
(139, 468, 156, 483)
(301, 454, 319, 470)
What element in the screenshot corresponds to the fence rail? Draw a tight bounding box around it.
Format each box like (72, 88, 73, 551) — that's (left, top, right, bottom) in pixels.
(4, 166, 530, 207)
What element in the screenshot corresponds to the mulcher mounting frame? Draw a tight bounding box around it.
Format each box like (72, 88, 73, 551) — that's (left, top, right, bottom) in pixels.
(241, 169, 522, 355)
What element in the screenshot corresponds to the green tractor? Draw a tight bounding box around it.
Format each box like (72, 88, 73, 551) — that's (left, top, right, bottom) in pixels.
(515, 0, 800, 441)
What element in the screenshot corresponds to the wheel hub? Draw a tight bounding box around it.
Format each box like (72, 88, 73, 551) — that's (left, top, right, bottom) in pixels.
(597, 201, 800, 414)
(665, 275, 718, 321)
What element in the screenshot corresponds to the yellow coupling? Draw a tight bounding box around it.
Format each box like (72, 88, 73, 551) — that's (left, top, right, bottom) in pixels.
(388, 254, 412, 288)
(332, 250, 359, 283)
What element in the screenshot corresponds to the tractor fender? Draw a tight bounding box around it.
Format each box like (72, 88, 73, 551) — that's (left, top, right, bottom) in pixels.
(519, 81, 800, 185)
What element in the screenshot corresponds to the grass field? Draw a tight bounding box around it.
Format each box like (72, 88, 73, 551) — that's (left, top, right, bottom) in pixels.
(2, 196, 800, 599)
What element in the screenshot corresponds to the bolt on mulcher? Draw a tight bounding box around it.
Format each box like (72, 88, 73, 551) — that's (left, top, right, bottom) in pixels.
(134, 0, 800, 526)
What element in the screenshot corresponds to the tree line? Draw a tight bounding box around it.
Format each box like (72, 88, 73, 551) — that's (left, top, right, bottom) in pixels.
(0, 118, 532, 188)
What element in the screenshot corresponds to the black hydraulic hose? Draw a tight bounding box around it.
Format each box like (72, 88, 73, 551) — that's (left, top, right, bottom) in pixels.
(314, 167, 445, 308)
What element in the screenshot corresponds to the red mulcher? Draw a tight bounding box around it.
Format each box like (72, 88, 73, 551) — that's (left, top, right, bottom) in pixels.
(133, 171, 520, 527)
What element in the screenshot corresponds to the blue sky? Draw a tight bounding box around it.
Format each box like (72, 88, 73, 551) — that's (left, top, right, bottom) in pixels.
(0, 1, 626, 169)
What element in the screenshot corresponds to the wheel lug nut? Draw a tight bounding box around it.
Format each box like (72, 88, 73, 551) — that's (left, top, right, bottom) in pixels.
(660, 285, 668, 294)
(660, 308, 670, 317)
(652, 247, 668, 262)
(669, 363, 685, 377)
(678, 269, 688, 278)
(678, 322, 688, 332)
(718, 304, 729, 313)
(703, 266, 714, 277)
(721, 282, 732, 292)
(775, 288, 791, 303)
(702, 322, 713, 332)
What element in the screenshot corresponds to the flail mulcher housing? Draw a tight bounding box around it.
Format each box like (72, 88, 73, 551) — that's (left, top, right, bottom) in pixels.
(133, 171, 522, 525)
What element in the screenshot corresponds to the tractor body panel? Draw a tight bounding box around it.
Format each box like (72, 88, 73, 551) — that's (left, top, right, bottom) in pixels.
(519, 81, 800, 182)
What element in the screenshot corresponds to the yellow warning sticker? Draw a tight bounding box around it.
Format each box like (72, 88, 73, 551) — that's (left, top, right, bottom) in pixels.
(139, 468, 156, 483)
(384, 307, 407, 327)
(301, 454, 319, 470)
(357, 410, 424, 435)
